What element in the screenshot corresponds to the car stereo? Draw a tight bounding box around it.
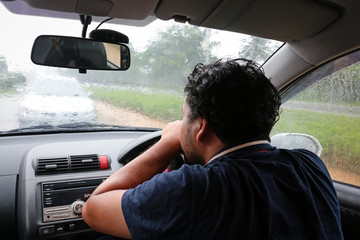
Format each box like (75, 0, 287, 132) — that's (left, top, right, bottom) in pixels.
(41, 178, 106, 222)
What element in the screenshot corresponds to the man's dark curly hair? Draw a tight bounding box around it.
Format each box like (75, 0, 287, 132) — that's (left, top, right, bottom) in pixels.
(184, 58, 281, 145)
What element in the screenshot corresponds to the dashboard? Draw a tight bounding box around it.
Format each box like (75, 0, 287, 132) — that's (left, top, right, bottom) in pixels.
(0, 130, 162, 240)
(2, 130, 360, 239)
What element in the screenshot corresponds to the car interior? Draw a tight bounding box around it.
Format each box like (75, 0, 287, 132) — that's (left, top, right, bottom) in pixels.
(0, 0, 359, 239)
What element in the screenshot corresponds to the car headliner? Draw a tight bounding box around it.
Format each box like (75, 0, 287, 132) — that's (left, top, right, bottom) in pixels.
(2, 0, 360, 92)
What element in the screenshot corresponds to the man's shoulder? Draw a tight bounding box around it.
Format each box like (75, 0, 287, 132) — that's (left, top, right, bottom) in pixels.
(218, 146, 323, 165)
(278, 148, 328, 169)
(209, 146, 331, 179)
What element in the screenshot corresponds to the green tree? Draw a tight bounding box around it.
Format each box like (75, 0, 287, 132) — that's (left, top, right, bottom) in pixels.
(139, 24, 219, 90)
(0, 56, 8, 73)
(239, 36, 281, 64)
(0, 55, 27, 94)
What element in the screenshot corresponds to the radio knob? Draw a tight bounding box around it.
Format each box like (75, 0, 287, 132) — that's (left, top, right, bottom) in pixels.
(72, 200, 85, 215)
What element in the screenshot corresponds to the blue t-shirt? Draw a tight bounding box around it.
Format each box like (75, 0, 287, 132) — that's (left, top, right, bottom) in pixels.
(122, 144, 343, 239)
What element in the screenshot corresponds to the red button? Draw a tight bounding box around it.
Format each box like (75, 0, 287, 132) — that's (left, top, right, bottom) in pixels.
(99, 155, 109, 170)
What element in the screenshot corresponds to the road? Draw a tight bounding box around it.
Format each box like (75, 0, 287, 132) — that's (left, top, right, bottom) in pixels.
(0, 95, 20, 131)
(94, 100, 166, 128)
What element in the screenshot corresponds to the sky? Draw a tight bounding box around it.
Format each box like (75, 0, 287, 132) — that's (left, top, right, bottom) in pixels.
(0, 3, 253, 72)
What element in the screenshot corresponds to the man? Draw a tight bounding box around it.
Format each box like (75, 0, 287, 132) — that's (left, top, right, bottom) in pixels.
(82, 58, 343, 239)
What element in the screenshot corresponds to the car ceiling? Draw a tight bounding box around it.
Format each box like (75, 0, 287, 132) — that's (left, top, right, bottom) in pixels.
(2, 0, 360, 91)
(10, 0, 344, 42)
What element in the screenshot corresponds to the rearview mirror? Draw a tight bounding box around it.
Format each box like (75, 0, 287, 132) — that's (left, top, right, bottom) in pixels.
(31, 35, 130, 70)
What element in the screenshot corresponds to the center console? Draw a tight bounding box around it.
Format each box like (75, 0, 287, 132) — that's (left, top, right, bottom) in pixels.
(15, 136, 135, 240)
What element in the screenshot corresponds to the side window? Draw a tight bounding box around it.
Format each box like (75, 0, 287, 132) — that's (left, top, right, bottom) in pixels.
(271, 50, 360, 186)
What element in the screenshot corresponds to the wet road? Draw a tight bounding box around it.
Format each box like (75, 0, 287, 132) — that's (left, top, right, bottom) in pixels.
(0, 95, 20, 131)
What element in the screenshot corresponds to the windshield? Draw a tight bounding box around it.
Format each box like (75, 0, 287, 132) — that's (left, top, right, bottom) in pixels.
(0, 3, 282, 133)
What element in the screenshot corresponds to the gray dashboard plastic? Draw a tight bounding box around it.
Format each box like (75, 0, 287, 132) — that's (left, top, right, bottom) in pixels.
(0, 175, 17, 239)
(0, 131, 151, 239)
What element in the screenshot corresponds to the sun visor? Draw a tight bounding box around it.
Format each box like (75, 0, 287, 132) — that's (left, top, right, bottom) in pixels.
(155, 0, 341, 42)
(2, 0, 156, 26)
(23, 0, 158, 19)
(75, 0, 113, 17)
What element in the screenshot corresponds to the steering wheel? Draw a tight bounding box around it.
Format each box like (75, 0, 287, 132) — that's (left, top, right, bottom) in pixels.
(117, 130, 185, 171)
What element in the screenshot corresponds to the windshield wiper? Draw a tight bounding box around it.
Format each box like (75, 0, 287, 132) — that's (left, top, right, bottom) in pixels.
(0, 123, 161, 136)
(2, 124, 58, 134)
(57, 122, 160, 132)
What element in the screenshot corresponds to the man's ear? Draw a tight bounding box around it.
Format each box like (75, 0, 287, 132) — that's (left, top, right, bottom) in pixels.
(195, 118, 209, 142)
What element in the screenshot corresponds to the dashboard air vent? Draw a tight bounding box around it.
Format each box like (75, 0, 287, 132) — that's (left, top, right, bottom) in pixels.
(35, 154, 109, 175)
(70, 154, 100, 172)
(37, 157, 69, 175)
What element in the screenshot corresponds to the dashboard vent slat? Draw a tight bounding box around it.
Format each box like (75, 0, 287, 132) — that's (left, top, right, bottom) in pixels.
(70, 154, 100, 172)
(37, 157, 69, 175)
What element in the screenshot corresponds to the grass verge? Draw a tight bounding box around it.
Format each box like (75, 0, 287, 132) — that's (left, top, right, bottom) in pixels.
(89, 86, 184, 122)
(272, 107, 360, 174)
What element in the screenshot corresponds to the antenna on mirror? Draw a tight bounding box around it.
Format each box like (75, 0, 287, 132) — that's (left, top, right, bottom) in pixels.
(95, 18, 114, 30)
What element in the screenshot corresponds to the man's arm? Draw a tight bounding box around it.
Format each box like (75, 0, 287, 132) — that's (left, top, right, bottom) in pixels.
(82, 120, 182, 238)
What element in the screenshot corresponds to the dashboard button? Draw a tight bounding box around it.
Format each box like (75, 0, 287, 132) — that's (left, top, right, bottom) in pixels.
(43, 184, 54, 191)
(99, 155, 109, 170)
(56, 226, 65, 233)
(68, 223, 76, 231)
(38, 225, 55, 236)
